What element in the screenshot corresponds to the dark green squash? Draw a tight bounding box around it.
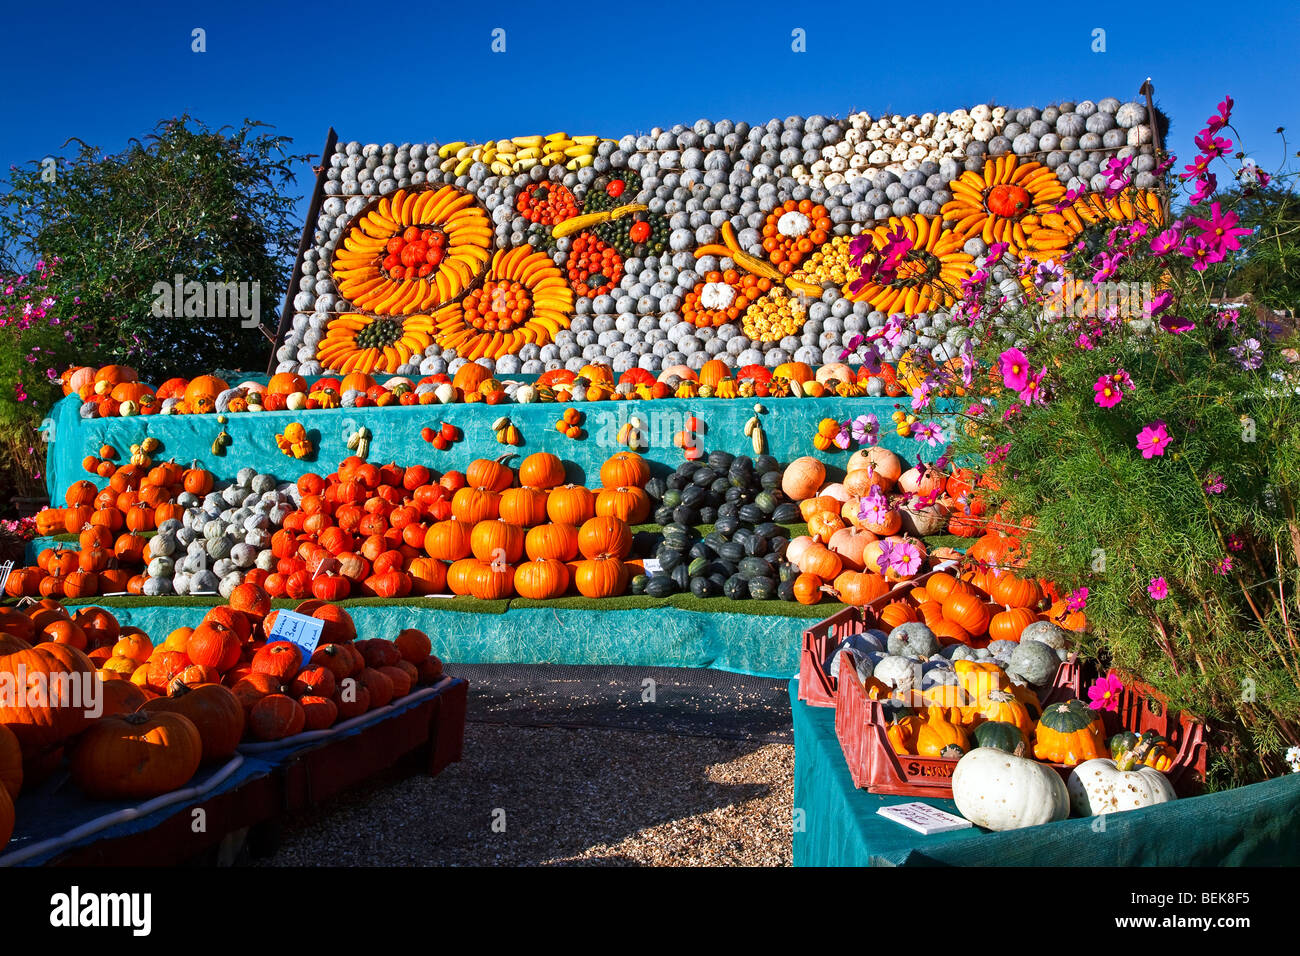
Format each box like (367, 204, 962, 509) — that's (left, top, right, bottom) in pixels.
(973, 720, 1026, 754)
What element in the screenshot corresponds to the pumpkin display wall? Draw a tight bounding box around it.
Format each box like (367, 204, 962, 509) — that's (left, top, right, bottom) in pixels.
(273, 98, 1163, 382)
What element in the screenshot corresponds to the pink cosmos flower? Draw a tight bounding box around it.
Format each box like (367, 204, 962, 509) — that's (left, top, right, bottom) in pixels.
(1194, 130, 1232, 159)
(858, 487, 891, 526)
(1225, 533, 1244, 552)
(1203, 473, 1226, 495)
(1111, 368, 1134, 391)
(1189, 171, 1218, 205)
(1087, 673, 1124, 712)
(987, 443, 1011, 464)
(1186, 202, 1252, 258)
(880, 538, 923, 577)
(1183, 153, 1212, 180)
(1205, 95, 1233, 134)
(1213, 556, 1233, 575)
(1018, 368, 1048, 405)
(833, 424, 852, 450)
(1159, 314, 1195, 334)
(1147, 577, 1169, 600)
(912, 422, 945, 447)
(850, 414, 879, 445)
(1145, 289, 1173, 317)
(1136, 421, 1171, 458)
(1150, 224, 1184, 257)
(999, 348, 1030, 391)
(1180, 234, 1224, 272)
(1093, 374, 1123, 408)
(1066, 587, 1089, 613)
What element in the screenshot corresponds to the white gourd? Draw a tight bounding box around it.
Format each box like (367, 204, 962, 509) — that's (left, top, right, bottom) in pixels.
(952, 747, 1071, 831)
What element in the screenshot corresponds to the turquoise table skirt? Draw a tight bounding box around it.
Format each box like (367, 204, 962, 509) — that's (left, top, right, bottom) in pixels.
(790, 680, 1300, 866)
(62, 598, 810, 679)
(44, 391, 953, 504)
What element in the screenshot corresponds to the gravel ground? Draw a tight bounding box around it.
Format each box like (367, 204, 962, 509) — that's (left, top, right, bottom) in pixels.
(253, 666, 795, 867)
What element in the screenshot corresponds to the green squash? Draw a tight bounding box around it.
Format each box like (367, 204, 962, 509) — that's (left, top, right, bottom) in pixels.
(973, 720, 1027, 755)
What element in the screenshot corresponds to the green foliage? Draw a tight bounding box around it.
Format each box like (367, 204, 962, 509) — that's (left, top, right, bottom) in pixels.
(944, 122, 1300, 787)
(0, 116, 310, 382)
(0, 116, 311, 508)
(1213, 184, 1300, 311)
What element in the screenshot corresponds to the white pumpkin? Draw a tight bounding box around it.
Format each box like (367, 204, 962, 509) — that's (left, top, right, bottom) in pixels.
(434, 382, 455, 404)
(1067, 756, 1176, 816)
(514, 384, 538, 404)
(952, 747, 1071, 831)
(286, 391, 308, 410)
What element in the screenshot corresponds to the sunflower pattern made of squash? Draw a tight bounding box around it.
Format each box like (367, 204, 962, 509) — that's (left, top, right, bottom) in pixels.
(331, 185, 493, 315)
(842, 214, 975, 315)
(316, 313, 440, 374)
(941, 154, 1068, 258)
(428, 245, 574, 362)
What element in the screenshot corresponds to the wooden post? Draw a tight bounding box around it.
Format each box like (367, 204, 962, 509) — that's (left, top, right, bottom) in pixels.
(1139, 79, 1170, 222)
(267, 127, 338, 374)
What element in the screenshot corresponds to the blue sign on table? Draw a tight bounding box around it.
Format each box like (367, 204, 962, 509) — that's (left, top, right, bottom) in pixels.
(266, 610, 325, 669)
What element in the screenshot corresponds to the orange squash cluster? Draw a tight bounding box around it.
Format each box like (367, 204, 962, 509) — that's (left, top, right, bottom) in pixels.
(565, 233, 622, 297)
(761, 199, 832, 274)
(12, 463, 218, 600)
(245, 451, 654, 606)
(682, 270, 773, 327)
(0, 597, 446, 832)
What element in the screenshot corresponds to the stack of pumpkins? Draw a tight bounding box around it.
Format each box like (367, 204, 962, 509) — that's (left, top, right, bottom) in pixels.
(12, 460, 236, 600)
(251, 450, 652, 603)
(153, 466, 296, 598)
(779, 451, 937, 608)
(0, 590, 447, 846)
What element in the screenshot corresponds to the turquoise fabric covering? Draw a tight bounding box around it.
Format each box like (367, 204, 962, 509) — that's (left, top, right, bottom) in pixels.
(46, 391, 954, 503)
(69, 600, 807, 678)
(790, 680, 1300, 866)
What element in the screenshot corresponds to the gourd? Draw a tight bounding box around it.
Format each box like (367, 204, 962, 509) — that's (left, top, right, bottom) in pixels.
(1067, 737, 1177, 816)
(915, 705, 970, 758)
(952, 747, 1071, 831)
(973, 689, 1034, 739)
(1108, 730, 1177, 771)
(1033, 699, 1108, 765)
(872, 655, 920, 692)
(971, 720, 1026, 754)
(886, 622, 938, 659)
(952, 659, 1009, 699)
(1007, 640, 1060, 686)
(781, 457, 826, 502)
(70, 711, 203, 799)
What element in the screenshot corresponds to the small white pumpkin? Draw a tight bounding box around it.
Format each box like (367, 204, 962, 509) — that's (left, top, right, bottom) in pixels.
(514, 384, 537, 404)
(434, 382, 455, 404)
(286, 391, 308, 410)
(952, 747, 1070, 831)
(1067, 748, 1177, 816)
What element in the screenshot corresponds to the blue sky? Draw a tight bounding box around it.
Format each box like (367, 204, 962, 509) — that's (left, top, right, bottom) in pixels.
(4, 0, 1298, 232)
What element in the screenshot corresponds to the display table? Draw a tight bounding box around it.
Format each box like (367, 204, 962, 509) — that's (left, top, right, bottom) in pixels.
(62, 595, 822, 679)
(790, 679, 1300, 866)
(46, 390, 952, 503)
(1, 677, 467, 867)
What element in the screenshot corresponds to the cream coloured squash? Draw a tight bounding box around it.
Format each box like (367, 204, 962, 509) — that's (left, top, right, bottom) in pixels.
(952, 746, 1070, 831)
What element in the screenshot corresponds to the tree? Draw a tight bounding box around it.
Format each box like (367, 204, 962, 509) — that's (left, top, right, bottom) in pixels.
(0, 116, 311, 384)
(1218, 183, 1300, 312)
(0, 116, 311, 510)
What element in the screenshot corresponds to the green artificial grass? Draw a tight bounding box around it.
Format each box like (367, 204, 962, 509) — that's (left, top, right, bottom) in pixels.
(58, 594, 509, 615)
(53, 592, 834, 620)
(508, 593, 840, 618)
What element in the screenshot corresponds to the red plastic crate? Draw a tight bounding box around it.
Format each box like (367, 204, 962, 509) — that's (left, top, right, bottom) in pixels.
(832, 649, 1207, 800)
(798, 570, 948, 708)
